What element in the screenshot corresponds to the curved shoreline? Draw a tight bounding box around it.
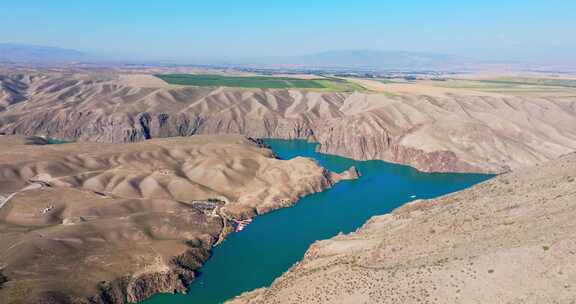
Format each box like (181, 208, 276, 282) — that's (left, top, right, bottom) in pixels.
(228, 151, 576, 304)
(0, 135, 356, 304)
(140, 139, 492, 304)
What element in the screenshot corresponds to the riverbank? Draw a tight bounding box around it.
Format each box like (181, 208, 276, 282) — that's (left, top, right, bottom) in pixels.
(141, 139, 492, 304)
(230, 151, 576, 304)
(0, 135, 353, 304)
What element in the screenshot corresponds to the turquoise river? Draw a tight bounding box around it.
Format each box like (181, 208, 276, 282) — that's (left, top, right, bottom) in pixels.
(142, 139, 493, 304)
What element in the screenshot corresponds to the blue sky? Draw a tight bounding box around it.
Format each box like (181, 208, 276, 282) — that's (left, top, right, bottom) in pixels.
(1, 1, 575, 62)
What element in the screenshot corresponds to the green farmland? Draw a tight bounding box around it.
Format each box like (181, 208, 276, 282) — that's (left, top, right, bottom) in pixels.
(155, 74, 365, 91)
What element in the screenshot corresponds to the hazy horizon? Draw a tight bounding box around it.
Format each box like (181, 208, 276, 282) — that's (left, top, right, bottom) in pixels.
(1, 1, 575, 65)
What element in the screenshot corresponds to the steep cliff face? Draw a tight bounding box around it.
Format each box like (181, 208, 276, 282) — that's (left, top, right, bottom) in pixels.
(95, 247, 211, 304)
(229, 153, 576, 304)
(1, 72, 576, 173)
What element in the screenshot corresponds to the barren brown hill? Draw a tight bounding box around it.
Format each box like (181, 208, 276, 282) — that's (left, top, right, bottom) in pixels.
(1, 72, 575, 173)
(229, 152, 576, 304)
(0, 134, 355, 304)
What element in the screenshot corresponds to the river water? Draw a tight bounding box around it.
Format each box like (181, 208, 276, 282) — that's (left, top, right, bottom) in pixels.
(142, 139, 493, 304)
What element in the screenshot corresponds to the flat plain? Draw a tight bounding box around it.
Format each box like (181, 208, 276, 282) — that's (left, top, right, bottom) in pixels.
(155, 74, 365, 91)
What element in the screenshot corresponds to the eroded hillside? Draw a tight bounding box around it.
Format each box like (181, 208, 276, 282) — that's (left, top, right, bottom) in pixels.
(1, 72, 575, 173)
(0, 134, 354, 304)
(229, 152, 576, 304)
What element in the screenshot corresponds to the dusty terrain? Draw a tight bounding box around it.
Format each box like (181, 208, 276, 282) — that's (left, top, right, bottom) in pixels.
(0, 68, 574, 304)
(230, 152, 576, 304)
(0, 134, 355, 304)
(1, 71, 575, 173)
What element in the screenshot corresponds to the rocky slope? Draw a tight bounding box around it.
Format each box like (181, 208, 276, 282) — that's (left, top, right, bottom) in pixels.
(0, 134, 354, 304)
(229, 152, 576, 304)
(1, 72, 575, 173)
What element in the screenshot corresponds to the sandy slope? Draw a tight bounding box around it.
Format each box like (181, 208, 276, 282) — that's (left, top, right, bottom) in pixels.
(229, 152, 576, 304)
(0, 134, 355, 304)
(1, 72, 575, 173)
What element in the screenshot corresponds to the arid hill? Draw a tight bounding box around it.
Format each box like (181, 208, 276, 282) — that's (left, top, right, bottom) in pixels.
(0, 134, 355, 304)
(229, 152, 576, 304)
(1, 72, 575, 173)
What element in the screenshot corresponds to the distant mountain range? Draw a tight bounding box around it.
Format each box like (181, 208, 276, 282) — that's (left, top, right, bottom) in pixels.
(0, 43, 86, 64)
(0, 43, 475, 70)
(1, 43, 572, 71)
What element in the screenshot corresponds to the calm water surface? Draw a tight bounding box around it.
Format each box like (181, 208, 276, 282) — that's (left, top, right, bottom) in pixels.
(142, 139, 493, 304)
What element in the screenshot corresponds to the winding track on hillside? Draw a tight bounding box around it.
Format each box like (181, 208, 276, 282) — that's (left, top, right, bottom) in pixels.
(0, 181, 44, 211)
